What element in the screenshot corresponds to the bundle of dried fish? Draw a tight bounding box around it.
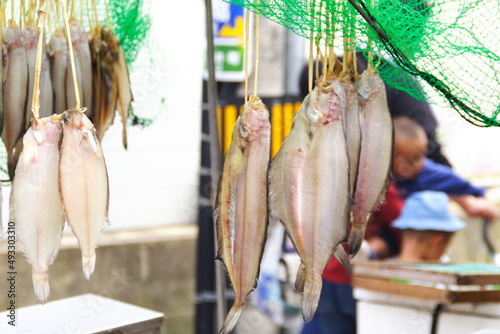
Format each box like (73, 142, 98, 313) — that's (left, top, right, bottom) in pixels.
(90, 25, 131, 149)
(350, 65, 393, 256)
(59, 109, 109, 279)
(12, 115, 64, 303)
(269, 77, 351, 322)
(214, 95, 271, 334)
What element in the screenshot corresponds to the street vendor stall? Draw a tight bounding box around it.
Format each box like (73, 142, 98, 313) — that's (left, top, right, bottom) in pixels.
(353, 262, 500, 334)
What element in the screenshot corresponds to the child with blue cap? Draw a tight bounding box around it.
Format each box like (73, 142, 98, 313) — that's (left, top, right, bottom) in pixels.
(393, 190, 466, 262)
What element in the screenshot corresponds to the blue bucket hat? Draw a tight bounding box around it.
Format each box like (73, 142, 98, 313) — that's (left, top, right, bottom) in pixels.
(392, 191, 466, 232)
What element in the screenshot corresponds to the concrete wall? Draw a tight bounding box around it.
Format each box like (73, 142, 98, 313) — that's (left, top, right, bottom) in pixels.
(0, 225, 197, 334)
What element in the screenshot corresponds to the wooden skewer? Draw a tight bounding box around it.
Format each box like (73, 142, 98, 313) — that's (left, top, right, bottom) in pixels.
(31, 0, 47, 120)
(244, 9, 250, 102)
(252, 11, 259, 99)
(61, 0, 81, 110)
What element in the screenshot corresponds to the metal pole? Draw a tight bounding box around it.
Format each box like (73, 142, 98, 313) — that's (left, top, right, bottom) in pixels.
(204, 0, 227, 330)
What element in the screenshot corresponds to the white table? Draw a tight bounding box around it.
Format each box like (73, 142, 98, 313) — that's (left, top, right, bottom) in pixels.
(0, 293, 164, 334)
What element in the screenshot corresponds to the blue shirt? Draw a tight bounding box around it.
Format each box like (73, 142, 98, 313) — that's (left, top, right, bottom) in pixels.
(396, 158, 486, 199)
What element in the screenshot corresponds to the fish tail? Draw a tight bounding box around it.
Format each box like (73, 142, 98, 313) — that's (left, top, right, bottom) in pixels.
(302, 276, 322, 323)
(122, 124, 128, 150)
(294, 261, 306, 293)
(32, 271, 50, 304)
(218, 302, 244, 334)
(82, 252, 96, 280)
(348, 220, 367, 257)
(334, 244, 351, 270)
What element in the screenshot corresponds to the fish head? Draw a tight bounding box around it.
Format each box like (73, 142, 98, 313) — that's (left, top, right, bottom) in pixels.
(47, 30, 68, 56)
(308, 84, 342, 125)
(62, 109, 102, 157)
(239, 95, 270, 141)
(3, 23, 24, 49)
(62, 109, 90, 129)
(70, 21, 87, 45)
(31, 116, 63, 145)
(22, 25, 38, 49)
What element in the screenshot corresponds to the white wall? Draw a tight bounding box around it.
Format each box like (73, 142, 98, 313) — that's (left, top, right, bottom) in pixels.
(98, 0, 204, 230)
(433, 105, 500, 183)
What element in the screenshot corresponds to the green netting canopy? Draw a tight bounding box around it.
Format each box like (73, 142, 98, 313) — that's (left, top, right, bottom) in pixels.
(226, 0, 500, 127)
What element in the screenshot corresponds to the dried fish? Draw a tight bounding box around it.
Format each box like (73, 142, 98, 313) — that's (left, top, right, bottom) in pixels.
(3, 22, 28, 180)
(350, 66, 393, 256)
(115, 43, 132, 149)
(59, 109, 109, 279)
(269, 79, 351, 322)
(70, 20, 92, 117)
(47, 29, 67, 114)
(39, 37, 53, 118)
(12, 115, 64, 303)
(214, 95, 271, 334)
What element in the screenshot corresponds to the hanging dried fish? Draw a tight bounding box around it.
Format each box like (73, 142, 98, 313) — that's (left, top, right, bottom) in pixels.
(350, 65, 393, 256)
(70, 20, 92, 117)
(3, 22, 28, 180)
(39, 35, 53, 118)
(59, 109, 109, 279)
(47, 29, 67, 114)
(89, 25, 130, 148)
(214, 95, 271, 334)
(114, 38, 132, 149)
(12, 115, 64, 303)
(269, 78, 351, 322)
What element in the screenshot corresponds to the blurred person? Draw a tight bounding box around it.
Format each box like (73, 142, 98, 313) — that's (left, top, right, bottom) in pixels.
(393, 116, 497, 221)
(392, 191, 466, 262)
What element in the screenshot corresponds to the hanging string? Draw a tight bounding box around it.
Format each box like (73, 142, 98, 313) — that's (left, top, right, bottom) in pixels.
(10, 0, 14, 25)
(91, 0, 100, 36)
(103, 0, 112, 26)
(19, 0, 24, 28)
(61, 0, 81, 110)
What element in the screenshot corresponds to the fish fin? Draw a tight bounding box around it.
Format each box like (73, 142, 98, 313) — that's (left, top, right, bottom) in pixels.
(218, 302, 244, 334)
(302, 276, 322, 323)
(334, 244, 351, 271)
(348, 220, 368, 257)
(212, 157, 236, 279)
(294, 261, 306, 293)
(33, 271, 50, 304)
(269, 139, 308, 259)
(82, 252, 96, 280)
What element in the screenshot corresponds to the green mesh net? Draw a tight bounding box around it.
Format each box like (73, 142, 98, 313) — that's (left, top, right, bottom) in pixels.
(108, 0, 151, 64)
(226, 0, 500, 127)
